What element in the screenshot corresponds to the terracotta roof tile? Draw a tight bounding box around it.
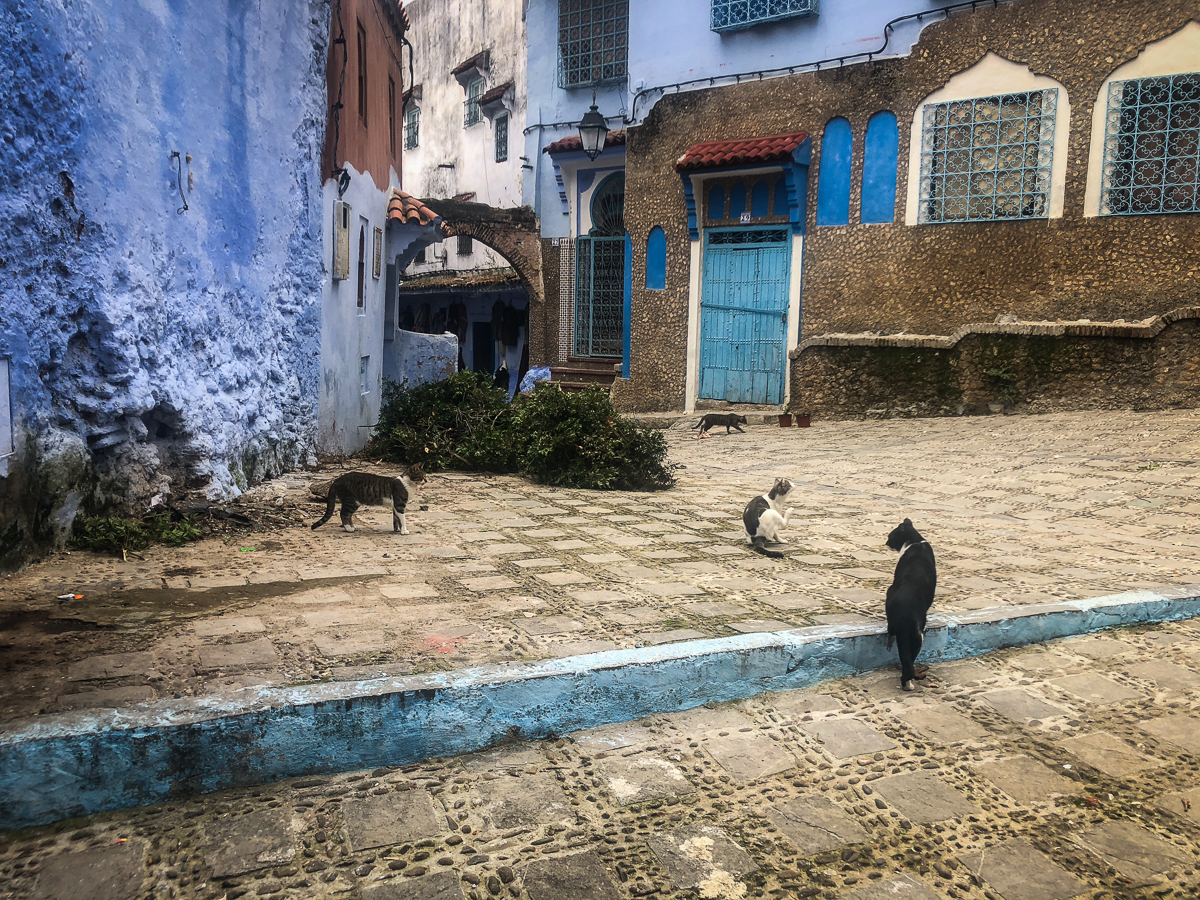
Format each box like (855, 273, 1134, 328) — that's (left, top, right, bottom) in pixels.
(479, 82, 513, 107)
(543, 129, 627, 155)
(387, 189, 451, 236)
(676, 131, 809, 171)
(451, 50, 489, 77)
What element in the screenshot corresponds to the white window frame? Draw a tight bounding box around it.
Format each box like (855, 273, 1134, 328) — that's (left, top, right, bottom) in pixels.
(905, 54, 1070, 225)
(1084, 22, 1200, 218)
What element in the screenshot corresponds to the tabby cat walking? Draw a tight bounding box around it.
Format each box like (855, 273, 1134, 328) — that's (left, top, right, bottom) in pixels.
(311, 466, 426, 534)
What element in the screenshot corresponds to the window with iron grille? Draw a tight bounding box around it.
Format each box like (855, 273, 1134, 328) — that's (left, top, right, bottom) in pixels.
(495, 114, 509, 163)
(458, 234, 473, 255)
(1101, 72, 1200, 216)
(710, 0, 817, 33)
(558, 0, 628, 89)
(918, 89, 1056, 224)
(405, 106, 420, 149)
(464, 78, 484, 127)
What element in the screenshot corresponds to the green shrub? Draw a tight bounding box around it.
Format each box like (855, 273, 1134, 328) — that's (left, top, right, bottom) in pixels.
(368, 376, 676, 491)
(72, 513, 202, 557)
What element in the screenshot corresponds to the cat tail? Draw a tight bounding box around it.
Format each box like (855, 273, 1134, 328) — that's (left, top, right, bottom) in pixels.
(691, 418, 704, 429)
(750, 535, 784, 558)
(311, 493, 337, 530)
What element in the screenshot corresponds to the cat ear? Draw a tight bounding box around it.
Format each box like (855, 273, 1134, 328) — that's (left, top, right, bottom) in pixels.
(903, 518, 913, 526)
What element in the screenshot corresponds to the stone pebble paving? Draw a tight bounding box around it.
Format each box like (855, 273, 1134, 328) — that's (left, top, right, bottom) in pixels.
(4, 409, 1200, 722)
(3, 619, 1200, 899)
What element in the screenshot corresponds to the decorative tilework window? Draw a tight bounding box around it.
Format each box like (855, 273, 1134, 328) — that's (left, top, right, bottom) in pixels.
(919, 90, 1057, 223)
(558, 0, 628, 88)
(1101, 72, 1200, 216)
(404, 106, 420, 149)
(495, 113, 509, 163)
(710, 0, 817, 34)
(464, 78, 484, 127)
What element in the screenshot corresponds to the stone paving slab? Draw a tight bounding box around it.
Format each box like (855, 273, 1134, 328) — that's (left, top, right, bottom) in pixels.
(844, 875, 942, 900)
(361, 870, 466, 900)
(342, 790, 444, 852)
(897, 705, 988, 744)
(475, 771, 574, 829)
(764, 794, 870, 855)
(31, 840, 147, 900)
(700, 731, 796, 781)
(66, 651, 154, 682)
(645, 825, 757, 892)
(973, 755, 1078, 803)
(594, 755, 693, 805)
(801, 718, 896, 759)
(959, 838, 1088, 900)
(1056, 732, 1163, 778)
(520, 852, 620, 900)
(1072, 819, 1192, 884)
(871, 771, 979, 824)
(1139, 711, 1200, 753)
(195, 638, 280, 672)
(205, 807, 296, 876)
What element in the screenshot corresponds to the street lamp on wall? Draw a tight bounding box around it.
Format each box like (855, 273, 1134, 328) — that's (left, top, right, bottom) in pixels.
(578, 96, 609, 161)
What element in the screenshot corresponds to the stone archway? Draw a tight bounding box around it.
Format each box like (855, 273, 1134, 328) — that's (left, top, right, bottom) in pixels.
(419, 199, 548, 364)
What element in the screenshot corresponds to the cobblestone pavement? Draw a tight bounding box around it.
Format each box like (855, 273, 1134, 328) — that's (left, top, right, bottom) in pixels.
(4, 409, 1200, 897)
(3, 619, 1200, 899)
(3, 409, 1200, 723)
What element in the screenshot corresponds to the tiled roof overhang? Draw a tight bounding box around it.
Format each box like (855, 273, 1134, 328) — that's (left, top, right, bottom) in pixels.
(676, 131, 809, 172)
(387, 189, 451, 236)
(544, 129, 627, 155)
(675, 131, 812, 239)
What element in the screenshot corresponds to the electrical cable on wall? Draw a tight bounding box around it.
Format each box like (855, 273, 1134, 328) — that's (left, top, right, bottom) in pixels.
(522, 0, 1016, 136)
(330, 0, 349, 196)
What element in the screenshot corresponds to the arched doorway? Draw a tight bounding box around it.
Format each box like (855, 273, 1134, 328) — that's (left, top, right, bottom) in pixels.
(574, 173, 625, 358)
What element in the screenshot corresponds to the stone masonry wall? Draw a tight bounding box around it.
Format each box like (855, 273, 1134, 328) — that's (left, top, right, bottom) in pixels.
(791, 310, 1200, 419)
(618, 0, 1200, 413)
(0, 0, 329, 569)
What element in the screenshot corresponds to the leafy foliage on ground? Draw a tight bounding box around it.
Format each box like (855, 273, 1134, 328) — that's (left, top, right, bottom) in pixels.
(369, 371, 676, 491)
(72, 513, 202, 557)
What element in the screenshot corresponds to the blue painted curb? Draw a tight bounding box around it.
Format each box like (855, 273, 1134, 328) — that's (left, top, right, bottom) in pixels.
(1, 586, 1198, 830)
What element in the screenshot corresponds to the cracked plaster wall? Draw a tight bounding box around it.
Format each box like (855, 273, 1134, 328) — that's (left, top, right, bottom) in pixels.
(0, 0, 330, 569)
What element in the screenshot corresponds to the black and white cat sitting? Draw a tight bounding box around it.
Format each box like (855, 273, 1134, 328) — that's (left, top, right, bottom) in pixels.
(742, 478, 795, 558)
(884, 518, 937, 692)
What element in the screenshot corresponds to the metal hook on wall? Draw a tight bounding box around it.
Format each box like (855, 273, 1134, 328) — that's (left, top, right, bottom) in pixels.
(170, 151, 188, 214)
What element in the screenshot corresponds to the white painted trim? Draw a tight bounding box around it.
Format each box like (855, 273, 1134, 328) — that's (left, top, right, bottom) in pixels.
(903, 52, 1071, 226)
(684, 234, 702, 415)
(0, 357, 12, 461)
(783, 232, 804, 409)
(1083, 21, 1200, 218)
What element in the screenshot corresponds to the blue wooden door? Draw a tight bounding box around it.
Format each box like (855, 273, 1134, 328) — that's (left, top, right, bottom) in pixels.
(699, 228, 791, 404)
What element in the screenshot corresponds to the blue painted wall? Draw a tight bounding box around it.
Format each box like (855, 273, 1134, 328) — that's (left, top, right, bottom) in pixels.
(524, 0, 965, 234)
(816, 117, 852, 226)
(0, 0, 328, 566)
(862, 111, 899, 224)
(646, 226, 667, 290)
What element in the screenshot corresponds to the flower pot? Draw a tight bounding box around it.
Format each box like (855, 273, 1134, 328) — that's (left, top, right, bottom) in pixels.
(778, 414, 793, 428)
(796, 415, 811, 428)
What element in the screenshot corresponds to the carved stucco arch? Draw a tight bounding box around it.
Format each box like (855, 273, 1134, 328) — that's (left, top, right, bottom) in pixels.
(420, 199, 548, 364)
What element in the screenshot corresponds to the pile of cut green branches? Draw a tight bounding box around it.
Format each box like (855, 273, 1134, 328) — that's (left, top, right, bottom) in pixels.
(72, 513, 202, 558)
(369, 371, 676, 491)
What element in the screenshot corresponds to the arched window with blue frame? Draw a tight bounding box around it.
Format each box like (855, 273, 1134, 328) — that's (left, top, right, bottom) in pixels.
(646, 226, 666, 290)
(707, 185, 725, 220)
(816, 117, 852, 226)
(862, 111, 899, 224)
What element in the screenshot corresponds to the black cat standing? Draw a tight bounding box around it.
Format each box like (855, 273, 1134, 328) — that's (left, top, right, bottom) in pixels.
(884, 518, 937, 691)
